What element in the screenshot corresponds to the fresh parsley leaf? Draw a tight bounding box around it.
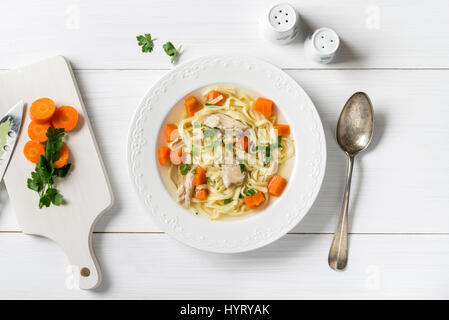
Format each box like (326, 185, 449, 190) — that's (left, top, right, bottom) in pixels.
(45, 127, 65, 164)
(245, 189, 255, 196)
(277, 136, 282, 147)
(46, 188, 63, 206)
(207, 177, 212, 183)
(180, 164, 191, 175)
(27, 127, 71, 209)
(55, 164, 72, 178)
(163, 41, 182, 64)
(239, 164, 245, 173)
(191, 168, 197, 175)
(27, 172, 43, 192)
(53, 193, 64, 205)
(239, 194, 244, 199)
(136, 34, 156, 53)
(36, 156, 52, 185)
(265, 145, 271, 158)
(39, 194, 51, 209)
(224, 198, 232, 205)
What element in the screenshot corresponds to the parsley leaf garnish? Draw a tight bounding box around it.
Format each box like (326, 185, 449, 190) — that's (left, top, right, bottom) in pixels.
(27, 127, 71, 209)
(163, 41, 182, 64)
(180, 164, 191, 175)
(136, 34, 156, 53)
(239, 163, 245, 173)
(245, 189, 256, 196)
(224, 198, 232, 205)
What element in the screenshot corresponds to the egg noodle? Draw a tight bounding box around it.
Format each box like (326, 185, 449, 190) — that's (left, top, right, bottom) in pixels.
(167, 86, 295, 219)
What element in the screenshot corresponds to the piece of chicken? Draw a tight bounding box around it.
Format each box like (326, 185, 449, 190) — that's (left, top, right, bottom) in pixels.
(222, 164, 245, 188)
(177, 167, 195, 207)
(204, 114, 247, 131)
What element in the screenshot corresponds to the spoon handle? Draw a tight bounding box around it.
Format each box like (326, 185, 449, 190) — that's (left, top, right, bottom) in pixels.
(328, 154, 354, 270)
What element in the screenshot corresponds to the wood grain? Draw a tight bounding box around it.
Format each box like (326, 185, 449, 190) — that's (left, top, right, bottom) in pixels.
(1, 0, 449, 69)
(0, 232, 447, 299)
(1, 0, 449, 299)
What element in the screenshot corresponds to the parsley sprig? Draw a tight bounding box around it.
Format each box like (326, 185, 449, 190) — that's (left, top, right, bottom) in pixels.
(27, 128, 72, 208)
(162, 41, 182, 64)
(136, 33, 183, 64)
(136, 34, 156, 53)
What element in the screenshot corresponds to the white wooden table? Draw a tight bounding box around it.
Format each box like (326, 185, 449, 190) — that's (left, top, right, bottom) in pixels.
(1, 0, 449, 299)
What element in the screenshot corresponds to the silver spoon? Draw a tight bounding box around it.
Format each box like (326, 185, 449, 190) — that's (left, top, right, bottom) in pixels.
(328, 92, 374, 270)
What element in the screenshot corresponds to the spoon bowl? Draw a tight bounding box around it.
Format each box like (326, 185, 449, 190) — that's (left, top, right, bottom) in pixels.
(328, 92, 374, 270)
(336, 92, 374, 156)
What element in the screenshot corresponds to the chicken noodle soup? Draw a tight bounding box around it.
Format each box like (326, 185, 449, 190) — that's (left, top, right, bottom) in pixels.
(157, 85, 295, 219)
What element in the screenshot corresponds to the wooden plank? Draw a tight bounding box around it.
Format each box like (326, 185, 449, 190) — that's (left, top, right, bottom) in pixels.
(0, 69, 448, 233)
(0, 233, 447, 299)
(1, 0, 449, 69)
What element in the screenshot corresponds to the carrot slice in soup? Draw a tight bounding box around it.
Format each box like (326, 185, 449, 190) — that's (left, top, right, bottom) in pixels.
(193, 167, 207, 186)
(30, 98, 56, 123)
(185, 96, 203, 116)
(195, 188, 209, 200)
(273, 124, 290, 136)
(170, 148, 183, 165)
(268, 175, 288, 197)
(253, 97, 273, 118)
(157, 147, 171, 165)
(23, 140, 45, 163)
(244, 191, 265, 209)
(54, 143, 69, 169)
(165, 123, 178, 142)
(236, 136, 248, 152)
(207, 90, 224, 105)
(51, 106, 79, 132)
(28, 121, 51, 143)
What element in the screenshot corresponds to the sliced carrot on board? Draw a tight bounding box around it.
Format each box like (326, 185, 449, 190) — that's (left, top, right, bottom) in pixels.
(236, 136, 248, 152)
(193, 167, 207, 186)
(30, 98, 56, 123)
(253, 97, 274, 118)
(207, 90, 225, 105)
(185, 96, 203, 116)
(23, 140, 45, 164)
(195, 188, 209, 200)
(28, 121, 51, 143)
(54, 143, 69, 169)
(51, 106, 79, 132)
(268, 175, 288, 197)
(244, 191, 265, 209)
(157, 147, 171, 165)
(273, 124, 290, 136)
(165, 123, 178, 142)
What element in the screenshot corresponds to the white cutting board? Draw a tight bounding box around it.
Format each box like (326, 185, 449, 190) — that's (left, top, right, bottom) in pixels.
(0, 56, 113, 289)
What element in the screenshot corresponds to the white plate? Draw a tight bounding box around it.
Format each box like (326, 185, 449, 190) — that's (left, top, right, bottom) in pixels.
(127, 55, 326, 253)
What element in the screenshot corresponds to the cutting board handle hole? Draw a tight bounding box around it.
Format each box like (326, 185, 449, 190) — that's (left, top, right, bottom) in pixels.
(80, 267, 90, 277)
